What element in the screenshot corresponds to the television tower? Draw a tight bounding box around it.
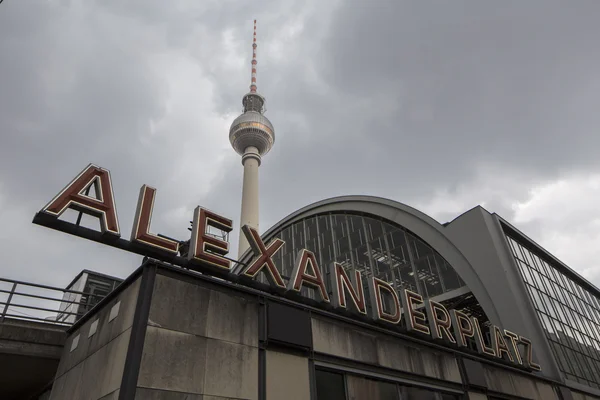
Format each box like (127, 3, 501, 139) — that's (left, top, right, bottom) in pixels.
(229, 20, 275, 258)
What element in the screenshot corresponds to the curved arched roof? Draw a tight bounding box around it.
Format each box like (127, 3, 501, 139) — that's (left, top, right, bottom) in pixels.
(259, 195, 502, 326)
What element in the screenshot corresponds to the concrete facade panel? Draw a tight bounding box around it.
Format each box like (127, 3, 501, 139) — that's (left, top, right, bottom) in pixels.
(50, 317, 132, 400)
(98, 389, 120, 399)
(51, 328, 131, 400)
(203, 338, 258, 400)
(468, 392, 488, 400)
(134, 392, 244, 400)
(49, 360, 84, 400)
(149, 275, 258, 347)
(313, 317, 461, 383)
(138, 326, 207, 394)
(148, 275, 210, 336)
(0, 322, 65, 346)
(134, 387, 203, 399)
(0, 338, 63, 359)
(55, 276, 140, 378)
(206, 288, 259, 347)
(203, 397, 247, 400)
(312, 317, 378, 364)
(266, 350, 310, 400)
(79, 328, 131, 400)
(483, 364, 559, 400)
(377, 338, 461, 383)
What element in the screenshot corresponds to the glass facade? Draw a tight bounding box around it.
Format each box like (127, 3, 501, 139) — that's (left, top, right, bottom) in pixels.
(255, 212, 466, 304)
(315, 369, 460, 400)
(506, 234, 600, 388)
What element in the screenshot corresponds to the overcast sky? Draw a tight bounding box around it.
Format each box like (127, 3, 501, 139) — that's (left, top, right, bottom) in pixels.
(1, 0, 600, 296)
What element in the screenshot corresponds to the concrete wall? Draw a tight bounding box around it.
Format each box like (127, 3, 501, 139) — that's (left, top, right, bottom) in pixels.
(482, 363, 558, 400)
(312, 316, 462, 383)
(467, 392, 488, 400)
(49, 276, 141, 400)
(266, 350, 310, 400)
(135, 274, 259, 399)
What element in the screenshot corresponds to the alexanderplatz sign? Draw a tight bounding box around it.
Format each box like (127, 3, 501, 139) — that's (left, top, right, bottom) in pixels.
(33, 164, 541, 372)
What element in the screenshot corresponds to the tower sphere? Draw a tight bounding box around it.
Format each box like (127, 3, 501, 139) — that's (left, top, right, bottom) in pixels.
(229, 107, 275, 157)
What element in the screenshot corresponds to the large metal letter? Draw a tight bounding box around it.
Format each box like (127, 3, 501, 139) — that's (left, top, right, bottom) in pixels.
(288, 250, 330, 303)
(367, 278, 401, 324)
(240, 225, 286, 288)
(491, 325, 514, 362)
(188, 207, 233, 270)
(425, 300, 456, 344)
(473, 317, 496, 357)
(519, 336, 542, 371)
(330, 263, 367, 315)
(42, 164, 120, 236)
(400, 289, 430, 336)
(131, 185, 179, 254)
(450, 310, 474, 348)
(504, 330, 523, 365)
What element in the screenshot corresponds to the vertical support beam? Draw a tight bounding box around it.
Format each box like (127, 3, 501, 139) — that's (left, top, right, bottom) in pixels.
(258, 297, 267, 400)
(119, 263, 157, 400)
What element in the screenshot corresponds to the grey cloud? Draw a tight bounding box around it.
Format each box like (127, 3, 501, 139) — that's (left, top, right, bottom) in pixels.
(1, 0, 600, 289)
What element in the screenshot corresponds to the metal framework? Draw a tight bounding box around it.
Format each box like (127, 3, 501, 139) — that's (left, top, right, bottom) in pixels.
(0, 276, 108, 326)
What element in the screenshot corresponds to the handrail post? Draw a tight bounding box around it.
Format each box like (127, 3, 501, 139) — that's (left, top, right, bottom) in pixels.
(1, 283, 17, 323)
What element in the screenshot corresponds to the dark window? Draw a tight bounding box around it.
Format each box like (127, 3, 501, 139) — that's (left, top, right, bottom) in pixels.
(315, 368, 460, 400)
(399, 385, 459, 400)
(315, 369, 346, 400)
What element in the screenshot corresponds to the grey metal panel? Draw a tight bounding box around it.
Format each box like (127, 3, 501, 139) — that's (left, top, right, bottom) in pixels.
(444, 207, 562, 380)
(253, 195, 502, 328)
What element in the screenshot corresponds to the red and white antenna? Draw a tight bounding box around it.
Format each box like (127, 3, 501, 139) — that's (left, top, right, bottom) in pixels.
(250, 19, 258, 93)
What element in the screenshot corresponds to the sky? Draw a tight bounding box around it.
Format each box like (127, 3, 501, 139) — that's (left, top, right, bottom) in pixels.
(1, 0, 600, 301)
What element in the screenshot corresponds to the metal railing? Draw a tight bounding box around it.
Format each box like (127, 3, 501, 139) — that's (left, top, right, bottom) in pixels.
(0, 277, 107, 326)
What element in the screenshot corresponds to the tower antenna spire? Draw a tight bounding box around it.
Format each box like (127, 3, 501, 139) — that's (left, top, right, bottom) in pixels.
(250, 19, 257, 93)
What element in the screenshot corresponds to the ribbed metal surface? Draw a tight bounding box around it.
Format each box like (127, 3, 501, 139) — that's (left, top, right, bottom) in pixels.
(229, 111, 275, 156)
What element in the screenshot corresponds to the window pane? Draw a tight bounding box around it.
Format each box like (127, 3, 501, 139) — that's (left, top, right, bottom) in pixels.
(507, 233, 600, 386)
(399, 386, 442, 400)
(346, 375, 398, 400)
(316, 369, 346, 400)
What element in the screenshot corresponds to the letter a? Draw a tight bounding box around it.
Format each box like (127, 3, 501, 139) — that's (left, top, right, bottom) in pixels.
(42, 164, 120, 236)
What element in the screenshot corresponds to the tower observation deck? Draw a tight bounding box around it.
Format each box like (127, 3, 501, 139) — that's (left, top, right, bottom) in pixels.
(229, 20, 275, 258)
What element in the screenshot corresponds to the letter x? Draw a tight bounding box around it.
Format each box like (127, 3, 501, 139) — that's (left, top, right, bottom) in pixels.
(241, 225, 286, 288)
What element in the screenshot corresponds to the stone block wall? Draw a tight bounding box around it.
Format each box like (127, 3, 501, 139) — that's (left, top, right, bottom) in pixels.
(49, 276, 141, 400)
(135, 274, 260, 399)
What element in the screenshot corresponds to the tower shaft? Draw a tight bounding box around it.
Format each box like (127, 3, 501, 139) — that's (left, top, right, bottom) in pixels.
(238, 147, 260, 257)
